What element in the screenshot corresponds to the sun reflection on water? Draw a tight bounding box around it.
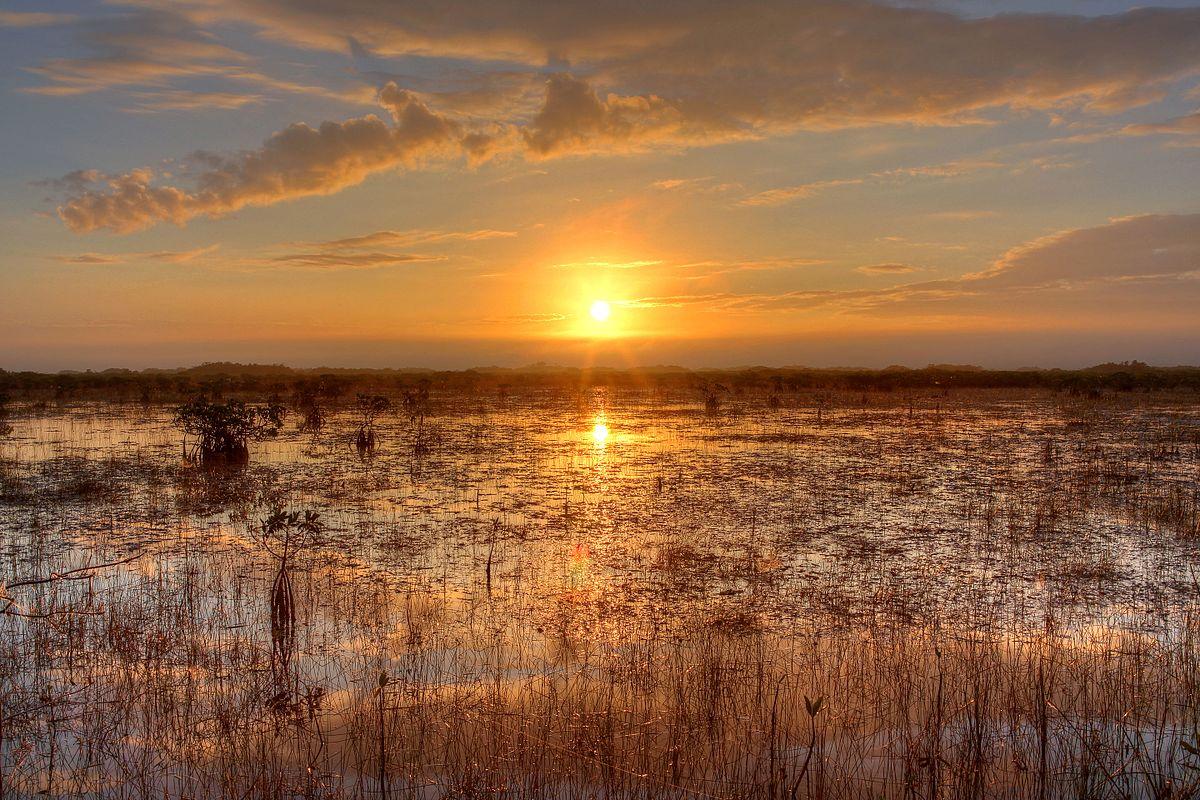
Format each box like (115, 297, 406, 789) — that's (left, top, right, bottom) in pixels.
(591, 417, 609, 447)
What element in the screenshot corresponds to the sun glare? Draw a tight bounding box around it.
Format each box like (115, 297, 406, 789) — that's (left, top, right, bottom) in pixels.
(592, 420, 609, 446)
(590, 299, 611, 322)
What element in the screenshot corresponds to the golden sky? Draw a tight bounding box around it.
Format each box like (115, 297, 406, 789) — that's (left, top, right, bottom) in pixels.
(1, 0, 1199, 368)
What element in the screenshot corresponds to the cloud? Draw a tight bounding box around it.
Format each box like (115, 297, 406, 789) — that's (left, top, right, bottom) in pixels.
(124, 90, 265, 112)
(265, 252, 446, 271)
(44, 2, 1200, 231)
(739, 159, 1002, 207)
(625, 214, 1200, 317)
(926, 210, 999, 221)
(485, 312, 567, 324)
(522, 74, 742, 156)
(676, 257, 828, 277)
(215, 226, 516, 270)
(0, 11, 76, 28)
(53, 253, 123, 265)
(137, 0, 1200, 135)
(308, 228, 518, 250)
(51, 245, 219, 265)
(738, 179, 866, 207)
(856, 263, 921, 275)
(253, 226, 517, 269)
(620, 293, 740, 309)
(19, 9, 371, 106)
(969, 213, 1200, 288)
(1123, 110, 1200, 139)
(553, 258, 663, 270)
(56, 85, 471, 232)
(20, 9, 247, 96)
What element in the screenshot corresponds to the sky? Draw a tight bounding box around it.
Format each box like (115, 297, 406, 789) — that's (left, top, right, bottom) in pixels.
(1, 0, 1199, 371)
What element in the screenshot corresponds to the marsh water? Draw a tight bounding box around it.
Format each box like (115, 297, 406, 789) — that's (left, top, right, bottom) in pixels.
(1, 388, 1199, 797)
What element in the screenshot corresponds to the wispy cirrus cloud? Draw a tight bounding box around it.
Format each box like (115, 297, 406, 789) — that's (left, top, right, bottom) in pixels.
(51, 245, 219, 265)
(623, 214, 1200, 317)
(738, 159, 1005, 207)
(307, 228, 517, 250)
(553, 258, 663, 270)
(18, 8, 372, 108)
(856, 263, 921, 275)
(1122, 110, 1200, 142)
(256, 225, 518, 270)
(0, 11, 77, 28)
(264, 251, 445, 270)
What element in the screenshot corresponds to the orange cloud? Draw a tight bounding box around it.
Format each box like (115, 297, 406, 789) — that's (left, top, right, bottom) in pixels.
(135, 1, 1200, 130)
(45, 3, 1200, 232)
(0, 11, 76, 27)
(522, 73, 744, 156)
(739, 159, 1004, 207)
(57, 86, 468, 232)
(856, 263, 921, 275)
(627, 214, 1200, 317)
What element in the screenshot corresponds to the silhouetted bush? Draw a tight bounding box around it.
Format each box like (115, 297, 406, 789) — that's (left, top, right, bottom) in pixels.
(354, 394, 391, 450)
(174, 397, 286, 463)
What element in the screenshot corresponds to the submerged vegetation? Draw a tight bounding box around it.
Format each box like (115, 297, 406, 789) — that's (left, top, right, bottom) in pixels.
(0, 370, 1199, 797)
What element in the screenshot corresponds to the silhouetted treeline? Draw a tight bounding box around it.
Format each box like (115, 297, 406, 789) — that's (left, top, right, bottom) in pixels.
(1, 360, 1198, 402)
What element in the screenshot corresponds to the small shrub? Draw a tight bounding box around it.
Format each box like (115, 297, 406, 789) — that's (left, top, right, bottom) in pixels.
(174, 397, 286, 463)
(355, 394, 391, 450)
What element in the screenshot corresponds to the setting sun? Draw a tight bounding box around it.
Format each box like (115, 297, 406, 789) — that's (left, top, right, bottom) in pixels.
(590, 300, 611, 322)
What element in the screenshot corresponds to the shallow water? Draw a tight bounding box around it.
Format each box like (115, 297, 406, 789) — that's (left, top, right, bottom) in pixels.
(2, 389, 1197, 629)
(1, 388, 1199, 797)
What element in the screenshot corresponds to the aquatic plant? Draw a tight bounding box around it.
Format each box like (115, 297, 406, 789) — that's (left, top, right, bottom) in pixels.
(173, 396, 286, 462)
(355, 393, 391, 450)
(260, 509, 322, 675)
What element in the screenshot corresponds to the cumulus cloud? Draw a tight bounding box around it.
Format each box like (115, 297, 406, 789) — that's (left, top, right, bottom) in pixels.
(522, 74, 742, 156)
(56, 85, 472, 232)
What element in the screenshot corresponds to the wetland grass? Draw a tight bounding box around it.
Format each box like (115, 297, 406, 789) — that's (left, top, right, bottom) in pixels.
(0, 382, 1198, 798)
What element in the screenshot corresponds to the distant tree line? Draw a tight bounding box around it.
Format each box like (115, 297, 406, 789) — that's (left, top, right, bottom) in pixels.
(1, 360, 1198, 401)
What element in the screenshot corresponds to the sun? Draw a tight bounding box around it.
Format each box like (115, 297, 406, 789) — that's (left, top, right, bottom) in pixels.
(590, 299, 611, 322)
